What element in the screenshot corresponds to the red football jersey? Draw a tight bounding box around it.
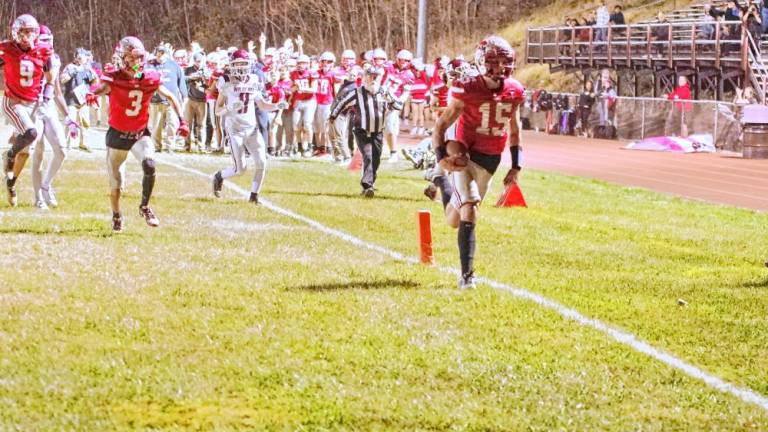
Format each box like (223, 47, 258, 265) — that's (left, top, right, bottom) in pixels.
(315, 69, 337, 105)
(384, 66, 415, 98)
(452, 75, 525, 156)
(102, 69, 162, 133)
(0, 40, 52, 102)
(290, 70, 316, 102)
(409, 71, 429, 102)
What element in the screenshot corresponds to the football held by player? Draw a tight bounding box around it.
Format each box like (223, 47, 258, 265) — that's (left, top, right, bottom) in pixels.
(431, 36, 524, 290)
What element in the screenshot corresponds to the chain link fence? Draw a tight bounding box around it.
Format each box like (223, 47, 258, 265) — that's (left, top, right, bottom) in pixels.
(521, 92, 742, 151)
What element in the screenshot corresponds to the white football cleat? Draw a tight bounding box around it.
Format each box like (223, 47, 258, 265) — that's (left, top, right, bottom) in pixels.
(41, 187, 58, 208)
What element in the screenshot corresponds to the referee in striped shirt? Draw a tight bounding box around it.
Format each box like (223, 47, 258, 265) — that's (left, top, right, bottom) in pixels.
(329, 66, 388, 197)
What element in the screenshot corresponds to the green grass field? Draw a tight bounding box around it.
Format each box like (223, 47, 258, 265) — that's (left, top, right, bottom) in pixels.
(1, 133, 767, 430)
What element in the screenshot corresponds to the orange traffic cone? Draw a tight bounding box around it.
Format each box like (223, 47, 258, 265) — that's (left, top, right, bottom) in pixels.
(348, 149, 362, 171)
(495, 183, 527, 208)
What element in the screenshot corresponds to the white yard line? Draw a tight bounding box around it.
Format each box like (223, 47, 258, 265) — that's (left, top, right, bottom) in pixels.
(160, 156, 768, 412)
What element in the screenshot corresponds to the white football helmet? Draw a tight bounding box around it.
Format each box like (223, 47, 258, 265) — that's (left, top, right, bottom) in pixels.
(319, 51, 335, 71)
(265, 47, 277, 57)
(11, 14, 40, 50)
(113, 36, 147, 73)
(372, 48, 387, 66)
(341, 49, 356, 67)
(296, 54, 310, 71)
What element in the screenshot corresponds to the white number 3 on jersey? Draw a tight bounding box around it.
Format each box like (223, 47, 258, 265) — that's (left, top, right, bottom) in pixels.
(125, 90, 143, 117)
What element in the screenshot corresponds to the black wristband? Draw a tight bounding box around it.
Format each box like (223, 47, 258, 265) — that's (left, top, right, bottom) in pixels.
(435, 146, 447, 162)
(510, 146, 522, 170)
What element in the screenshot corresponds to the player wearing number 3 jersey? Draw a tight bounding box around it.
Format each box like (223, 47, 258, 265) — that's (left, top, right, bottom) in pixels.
(431, 36, 525, 290)
(90, 36, 189, 233)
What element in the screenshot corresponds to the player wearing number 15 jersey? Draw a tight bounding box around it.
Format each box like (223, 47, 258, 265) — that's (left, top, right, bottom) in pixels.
(91, 36, 188, 232)
(431, 35, 525, 290)
(211, 49, 285, 204)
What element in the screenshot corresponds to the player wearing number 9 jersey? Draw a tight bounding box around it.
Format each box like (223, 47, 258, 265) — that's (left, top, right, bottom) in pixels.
(431, 35, 524, 290)
(1, 14, 53, 190)
(90, 36, 189, 233)
(211, 49, 285, 204)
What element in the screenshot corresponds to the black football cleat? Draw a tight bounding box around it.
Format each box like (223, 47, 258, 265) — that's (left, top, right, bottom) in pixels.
(6, 178, 17, 207)
(212, 172, 223, 198)
(3, 150, 14, 180)
(112, 213, 123, 233)
(248, 192, 259, 204)
(423, 183, 438, 201)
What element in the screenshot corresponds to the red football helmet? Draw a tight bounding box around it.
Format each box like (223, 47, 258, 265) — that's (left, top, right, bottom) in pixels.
(37, 24, 53, 46)
(11, 14, 40, 50)
(474, 36, 516, 82)
(446, 58, 470, 80)
(229, 49, 252, 80)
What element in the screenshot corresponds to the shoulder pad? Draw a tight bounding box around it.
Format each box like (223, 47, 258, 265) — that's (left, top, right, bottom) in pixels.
(504, 78, 526, 101)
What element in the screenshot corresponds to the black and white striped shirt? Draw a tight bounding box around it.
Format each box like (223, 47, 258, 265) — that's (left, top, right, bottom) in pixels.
(329, 86, 387, 135)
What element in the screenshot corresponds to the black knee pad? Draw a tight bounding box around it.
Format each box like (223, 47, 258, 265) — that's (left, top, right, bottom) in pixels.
(16, 128, 38, 147)
(142, 158, 156, 176)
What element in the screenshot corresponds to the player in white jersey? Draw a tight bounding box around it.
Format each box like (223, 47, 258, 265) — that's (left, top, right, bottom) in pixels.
(211, 49, 285, 204)
(31, 25, 72, 209)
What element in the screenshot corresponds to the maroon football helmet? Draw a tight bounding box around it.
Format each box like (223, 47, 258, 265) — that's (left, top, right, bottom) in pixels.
(474, 36, 516, 82)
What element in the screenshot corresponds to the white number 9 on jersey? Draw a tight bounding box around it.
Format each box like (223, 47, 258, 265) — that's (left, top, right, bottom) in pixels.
(19, 60, 34, 87)
(125, 90, 143, 117)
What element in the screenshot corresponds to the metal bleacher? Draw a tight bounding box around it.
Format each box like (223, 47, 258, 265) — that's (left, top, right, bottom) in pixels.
(526, 1, 768, 103)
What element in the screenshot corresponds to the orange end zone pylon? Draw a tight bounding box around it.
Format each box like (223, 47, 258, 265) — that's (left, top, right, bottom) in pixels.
(495, 183, 527, 208)
(418, 210, 434, 265)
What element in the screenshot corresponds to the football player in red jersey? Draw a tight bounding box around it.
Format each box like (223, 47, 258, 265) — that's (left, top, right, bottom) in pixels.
(431, 36, 525, 289)
(89, 36, 189, 232)
(289, 54, 317, 157)
(382, 49, 414, 162)
(0, 14, 54, 204)
(312, 51, 337, 157)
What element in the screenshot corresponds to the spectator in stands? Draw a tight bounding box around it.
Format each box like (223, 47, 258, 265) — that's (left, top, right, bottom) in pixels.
(699, 9, 717, 40)
(596, 1, 611, 43)
(610, 5, 626, 37)
(577, 80, 596, 138)
(724, 1, 742, 21)
(743, 3, 763, 55)
(561, 17, 576, 55)
(651, 12, 670, 56)
(610, 5, 626, 26)
(763, 0, 768, 33)
(666, 75, 693, 138)
(705, 3, 724, 19)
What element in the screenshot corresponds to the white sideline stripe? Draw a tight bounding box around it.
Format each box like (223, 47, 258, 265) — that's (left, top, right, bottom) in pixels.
(159, 157, 768, 412)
